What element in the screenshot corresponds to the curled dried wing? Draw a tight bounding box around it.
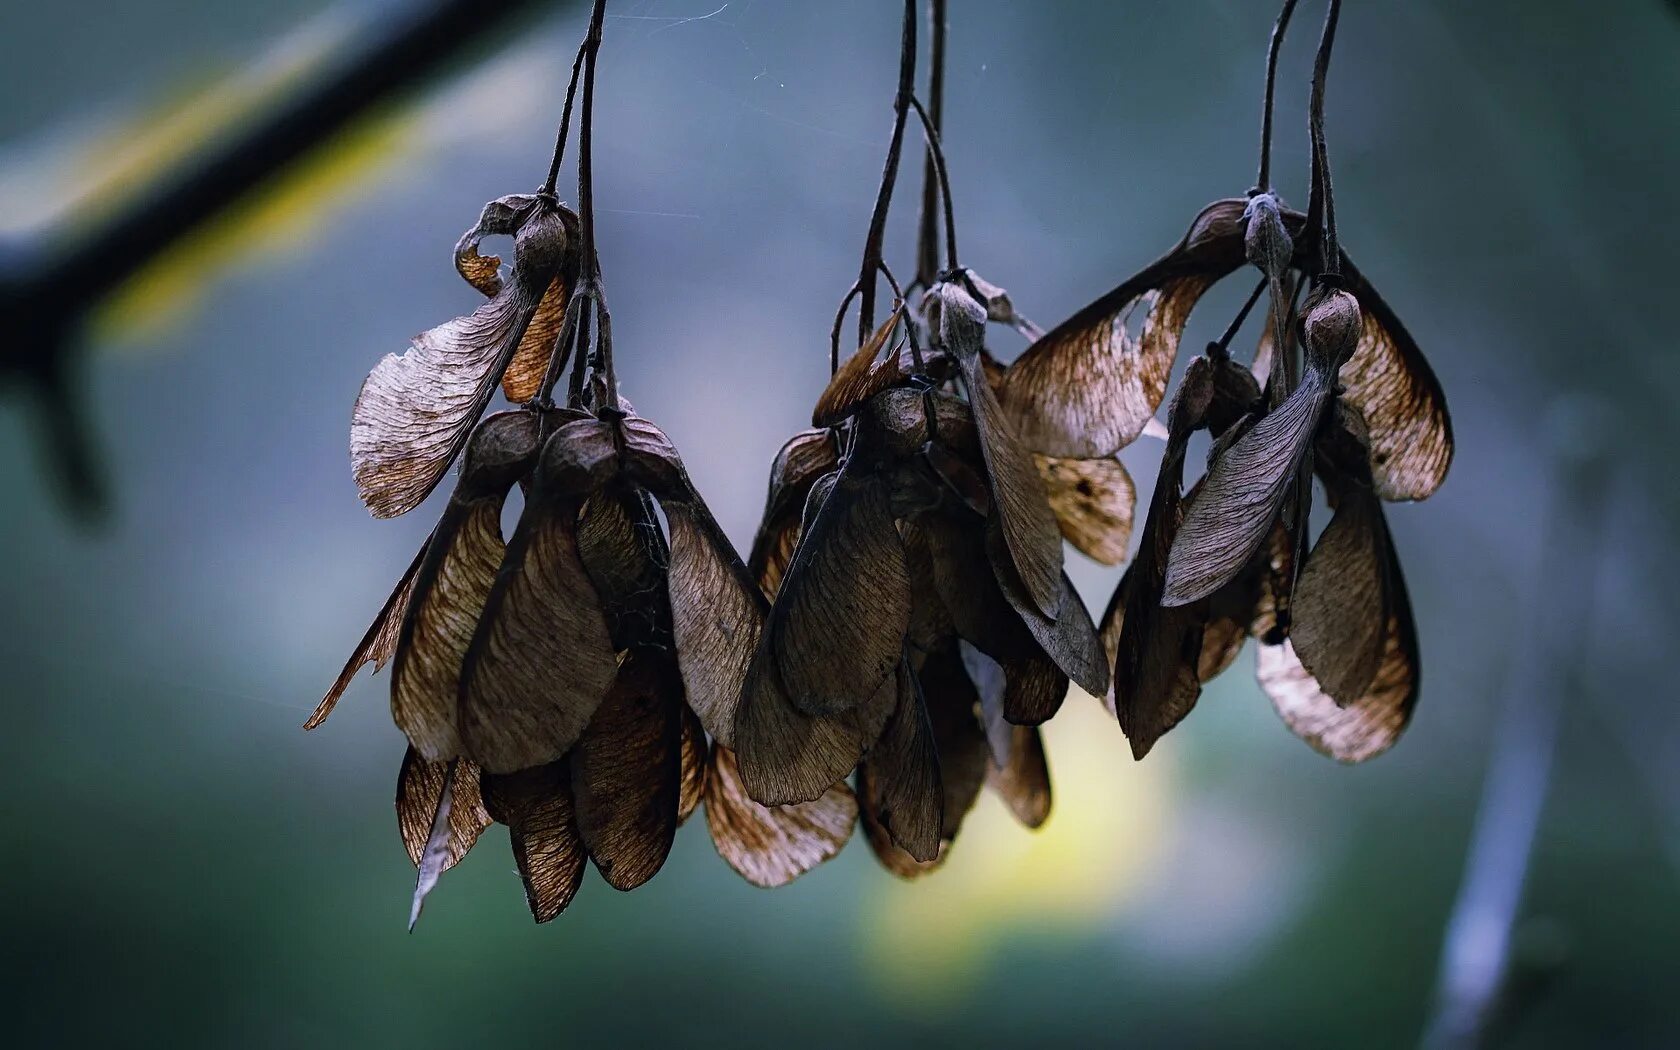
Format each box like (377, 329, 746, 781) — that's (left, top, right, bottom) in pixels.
(1036, 455, 1135, 567)
(813, 306, 904, 427)
(998, 272, 1213, 459)
(988, 726, 1052, 829)
(1339, 264, 1453, 501)
(353, 200, 571, 518)
(1290, 489, 1389, 704)
(458, 488, 618, 773)
(1163, 370, 1332, 605)
(1258, 580, 1417, 762)
(482, 763, 588, 923)
(704, 744, 857, 888)
(733, 650, 895, 806)
(959, 349, 1065, 619)
(307, 543, 425, 730)
(857, 662, 943, 862)
(570, 650, 683, 891)
(677, 705, 708, 824)
(392, 498, 510, 761)
(396, 748, 490, 871)
(770, 468, 911, 716)
(663, 494, 764, 745)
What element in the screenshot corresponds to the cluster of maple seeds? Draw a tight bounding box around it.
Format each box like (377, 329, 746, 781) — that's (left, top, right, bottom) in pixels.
(308, 0, 1453, 925)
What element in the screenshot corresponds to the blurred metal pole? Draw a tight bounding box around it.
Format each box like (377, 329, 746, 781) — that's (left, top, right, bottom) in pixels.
(0, 0, 571, 515)
(1421, 396, 1611, 1050)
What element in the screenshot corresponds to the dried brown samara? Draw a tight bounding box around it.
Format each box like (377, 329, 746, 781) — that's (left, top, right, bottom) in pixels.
(996, 200, 1451, 504)
(735, 269, 1110, 873)
(1078, 0, 1440, 762)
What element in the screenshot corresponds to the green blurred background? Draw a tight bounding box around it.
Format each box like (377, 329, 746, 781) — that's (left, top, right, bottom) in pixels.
(1, 1, 1677, 1046)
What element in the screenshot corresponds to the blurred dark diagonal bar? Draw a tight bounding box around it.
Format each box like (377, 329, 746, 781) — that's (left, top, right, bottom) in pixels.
(0, 0, 576, 515)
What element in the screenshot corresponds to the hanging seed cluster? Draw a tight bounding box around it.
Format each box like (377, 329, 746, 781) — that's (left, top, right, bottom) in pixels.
(309, 0, 1453, 924)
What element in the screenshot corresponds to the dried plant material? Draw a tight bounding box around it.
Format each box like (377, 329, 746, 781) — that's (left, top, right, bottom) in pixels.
(1199, 566, 1258, 682)
(1112, 359, 1214, 758)
(915, 505, 1086, 721)
(570, 650, 683, 891)
(1249, 519, 1297, 645)
(958, 642, 1014, 767)
(734, 646, 896, 806)
(392, 412, 541, 760)
(866, 386, 982, 463)
(917, 645, 991, 839)
(458, 423, 619, 773)
(926, 280, 1066, 619)
(1338, 268, 1453, 501)
(962, 268, 1043, 340)
(397, 747, 492, 868)
(397, 750, 491, 934)
(1291, 488, 1388, 704)
(859, 777, 948, 879)
(998, 199, 1252, 458)
(858, 661, 943, 862)
(812, 306, 905, 427)
(482, 762, 588, 923)
(1161, 375, 1324, 605)
(408, 758, 463, 931)
(306, 544, 424, 730)
(1249, 271, 1296, 392)
(577, 488, 669, 650)
(987, 528, 1109, 701)
(616, 414, 690, 499)
(704, 744, 857, 888)
(748, 429, 839, 597)
(1163, 289, 1361, 606)
(1258, 552, 1418, 763)
(677, 706, 708, 824)
(1034, 454, 1135, 567)
(456, 199, 582, 402)
(664, 495, 762, 745)
(353, 197, 573, 518)
(988, 725, 1052, 829)
(501, 276, 570, 402)
(768, 467, 910, 716)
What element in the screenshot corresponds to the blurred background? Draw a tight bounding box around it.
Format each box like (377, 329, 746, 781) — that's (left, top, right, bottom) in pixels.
(1, 1, 1677, 1046)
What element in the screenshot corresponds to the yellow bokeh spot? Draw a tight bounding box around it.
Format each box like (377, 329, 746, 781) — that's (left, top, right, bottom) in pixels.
(860, 695, 1174, 1006)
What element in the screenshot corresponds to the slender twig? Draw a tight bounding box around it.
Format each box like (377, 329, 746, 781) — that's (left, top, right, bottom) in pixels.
(541, 40, 591, 197)
(1210, 276, 1268, 360)
(1254, 0, 1299, 194)
(1305, 0, 1343, 279)
(848, 0, 918, 358)
(572, 0, 619, 409)
(914, 0, 947, 289)
(1422, 398, 1611, 1050)
(906, 95, 957, 272)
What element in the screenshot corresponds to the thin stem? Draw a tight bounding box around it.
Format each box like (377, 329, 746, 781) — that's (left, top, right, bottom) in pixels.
(541, 40, 590, 196)
(915, 0, 947, 289)
(830, 280, 862, 372)
(575, 0, 606, 283)
(573, 0, 621, 409)
(538, 0, 610, 410)
(906, 95, 958, 273)
(568, 293, 595, 407)
(1305, 0, 1343, 279)
(536, 289, 587, 405)
(852, 0, 918, 352)
(1210, 276, 1268, 360)
(1254, 0, 1299, 193)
